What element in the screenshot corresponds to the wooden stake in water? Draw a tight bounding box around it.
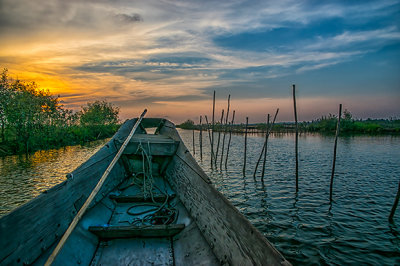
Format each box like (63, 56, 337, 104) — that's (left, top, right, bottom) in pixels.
(192, 128, 195, 155)
(330, 104, 342, 202)
(293, 84, 299, 192)
(211, 90, 216, 166)
(389, 180, 400, 222)
(199, 116, 203, 161)
(220, 95, 230, 169)
(243, 117, 248, 176)
(225, 110, 235, 169)
(261, 114, 270, 181)
(205, 115, 215, 169)
(215, 109, 224, 168)
(253, 109, 279, 178)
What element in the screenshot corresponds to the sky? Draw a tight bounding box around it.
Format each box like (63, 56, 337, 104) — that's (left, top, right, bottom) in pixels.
(0, 0, 399, 123)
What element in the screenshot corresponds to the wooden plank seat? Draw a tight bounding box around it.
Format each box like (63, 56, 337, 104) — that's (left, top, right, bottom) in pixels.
(122, 134, 179, 156)
(109, 194, 175, 203)
(89, 224, 185, 239)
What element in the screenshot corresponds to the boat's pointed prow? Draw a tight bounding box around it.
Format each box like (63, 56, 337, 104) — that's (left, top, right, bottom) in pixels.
(0, 117, 290, 266)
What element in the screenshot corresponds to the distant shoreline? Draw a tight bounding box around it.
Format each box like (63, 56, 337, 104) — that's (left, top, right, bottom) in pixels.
(177, 118, 400, 135)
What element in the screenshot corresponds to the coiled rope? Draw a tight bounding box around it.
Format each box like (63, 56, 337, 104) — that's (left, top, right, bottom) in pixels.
(126, 141, 178, 226)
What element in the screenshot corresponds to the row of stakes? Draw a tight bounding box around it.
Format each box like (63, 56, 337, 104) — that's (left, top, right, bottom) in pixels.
(189, 85, 400, 222)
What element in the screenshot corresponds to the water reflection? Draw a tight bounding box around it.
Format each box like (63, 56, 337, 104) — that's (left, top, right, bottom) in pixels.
(178, 129, 400, 265)
(1, 129, 400, 265)
(0, 139, 108, 216)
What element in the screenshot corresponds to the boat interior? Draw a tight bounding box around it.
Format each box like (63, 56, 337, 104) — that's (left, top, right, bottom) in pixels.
(34, 119, 219, 265)
(0, 118, 289, 266)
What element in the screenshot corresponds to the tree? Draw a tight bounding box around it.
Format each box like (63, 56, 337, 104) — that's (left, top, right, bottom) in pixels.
(0, 69, 11, 142)
(5, 79, 61, 152)
(79, 100, 119, 126)
(178, 119, 195, 129)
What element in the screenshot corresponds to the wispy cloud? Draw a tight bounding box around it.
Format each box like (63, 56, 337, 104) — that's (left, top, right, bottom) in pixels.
(0, 0, 399, 121)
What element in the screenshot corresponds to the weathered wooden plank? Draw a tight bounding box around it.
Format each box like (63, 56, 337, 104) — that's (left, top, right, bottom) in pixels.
(159, 120, 291, 266)
(91, 238, 173, 266)
(173, 201, 219, 266)
(109, 194, 175, 203)
(0, 119, 140, 265)
(123, 141, 179, 156)
(116, 134, 179, 156)
(89, 224, 185, 239)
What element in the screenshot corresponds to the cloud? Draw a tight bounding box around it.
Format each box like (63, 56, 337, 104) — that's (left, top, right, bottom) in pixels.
(0, 0, 399, 120)
(114, 13, 143, 23)
(306, 26, 400, 50)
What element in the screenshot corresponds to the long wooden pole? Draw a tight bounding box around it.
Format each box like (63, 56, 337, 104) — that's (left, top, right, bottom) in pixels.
(293, 84, 299, 193)
(261, 114, 270, 181)
(199, 116, 203, 161)
(220, 95, 230, 167)
(211, 91, 216, 166)
(215, 109, 224, 168)
(225, 110, 235, 169)
(243, 117, 248, 176)
(204, 115, 214, 169)
(192, 128, 195, 155)
(45, 109, 147, 266)
(389, 180, 400, 222)
(220, 95, 230, 169)
(253, 109, 279, 177)
(330, 104, 342, 202)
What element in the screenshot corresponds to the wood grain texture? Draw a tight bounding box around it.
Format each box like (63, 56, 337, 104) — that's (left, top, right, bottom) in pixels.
(0, 119, 142, 265)
(160, 120, 291, 266)
(89, 224, 185, 239)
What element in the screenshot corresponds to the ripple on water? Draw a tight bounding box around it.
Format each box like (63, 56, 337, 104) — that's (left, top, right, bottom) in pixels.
(178, 130, 400, 265)
(0, 139, 108, 216)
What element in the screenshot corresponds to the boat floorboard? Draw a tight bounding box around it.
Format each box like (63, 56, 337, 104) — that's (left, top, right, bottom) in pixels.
(90, 238, 173, 266)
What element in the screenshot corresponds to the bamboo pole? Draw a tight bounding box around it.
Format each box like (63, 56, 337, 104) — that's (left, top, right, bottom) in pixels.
(211, 90, 216, 166)
(389, 180, 400, 222)
(243, 117, 248, 176)
(329, 104, 342, 202)
(293, 84, 299, 193)
(199, 115, 203, 161)
(45, 109, 147, 266)
(192, 128, 195, 155)
(253, 109, 279, 177)
(225, 110, 235, 169)
(215, 109, 224, 168)
(204, 115, 215, 169)
(261, 114, 270, 181)
(220, 95, 230, 169)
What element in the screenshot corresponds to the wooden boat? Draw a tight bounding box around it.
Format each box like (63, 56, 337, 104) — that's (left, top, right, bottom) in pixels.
(0, 117, 290, 265)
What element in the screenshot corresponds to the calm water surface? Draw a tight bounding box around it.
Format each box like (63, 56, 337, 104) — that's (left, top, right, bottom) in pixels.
(179, 129, 400, 265)
(1, 131, 400, 265)
(0, 139, 108, 216)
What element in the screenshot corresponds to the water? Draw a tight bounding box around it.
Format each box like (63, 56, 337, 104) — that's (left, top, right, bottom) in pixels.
(0, 139, 108, 216)
(179, 129, 400, 265)
(1, 131, 400, 265)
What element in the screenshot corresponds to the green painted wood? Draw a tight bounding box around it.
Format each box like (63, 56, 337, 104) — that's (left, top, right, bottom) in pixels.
(121, 134, 179, 156)
(89, 224, 185, 239)
(109, 194, 175, 203)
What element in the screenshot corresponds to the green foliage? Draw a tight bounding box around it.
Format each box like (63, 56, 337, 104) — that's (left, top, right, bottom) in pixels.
(177, 119, 196, 129)
(80, 100, 119, 126)
(0, 69, 120, 156)
(303, 109, 399, 134)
